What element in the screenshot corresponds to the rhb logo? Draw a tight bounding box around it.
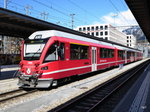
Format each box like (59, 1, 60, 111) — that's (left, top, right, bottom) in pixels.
(26, 68, 31, 74)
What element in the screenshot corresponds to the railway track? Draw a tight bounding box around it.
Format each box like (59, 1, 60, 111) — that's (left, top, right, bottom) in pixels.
(51, 60, 150, 112)
(0, 88, 38, 103)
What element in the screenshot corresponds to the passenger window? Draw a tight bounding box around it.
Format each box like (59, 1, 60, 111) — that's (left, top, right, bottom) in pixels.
(80, 46, 88, 59)
(58, 43, 65, 60)
(70, 44, 89, 60)
(118, 50, 125, 59)
(100, 48, 114, 58)
(44, 42, 58, 62)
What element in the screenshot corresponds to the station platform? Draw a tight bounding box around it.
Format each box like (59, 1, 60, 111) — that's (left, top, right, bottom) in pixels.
(0, 65, 19, 72)
(113, 60, 150, 112)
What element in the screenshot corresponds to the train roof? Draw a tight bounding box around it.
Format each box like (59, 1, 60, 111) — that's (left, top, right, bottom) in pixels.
(28, 30, 141, 52)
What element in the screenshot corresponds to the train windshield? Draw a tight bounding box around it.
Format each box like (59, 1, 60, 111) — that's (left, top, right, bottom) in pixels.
(24, 39, 48, 60)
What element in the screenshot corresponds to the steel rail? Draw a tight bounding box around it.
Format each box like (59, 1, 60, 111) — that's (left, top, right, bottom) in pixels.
(0, 88, 38, 103)
(51, 60, 150, 112)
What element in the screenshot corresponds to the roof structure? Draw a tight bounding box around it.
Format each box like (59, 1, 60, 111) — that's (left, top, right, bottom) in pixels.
(125, 0, 150, 42)
(0, 8, 140, 50)
(0, 8, 89, 39)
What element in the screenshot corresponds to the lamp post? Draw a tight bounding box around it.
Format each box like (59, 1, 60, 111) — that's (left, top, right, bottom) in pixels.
(112, 14, 118, 26)
(70, 14, 75, 29)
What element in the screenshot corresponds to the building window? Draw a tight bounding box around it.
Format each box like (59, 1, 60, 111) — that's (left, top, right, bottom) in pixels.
(87, 27, 90, 31)
(91, 26, 94, 31)
(105, 25, 108, 30)
(100, 26, 103, 30)
(79, 28, 82, 31)
(100, 32, 103, 36)
(83, 27, 86, 31)
(87, 33, 90, 35)
(105, 31, 108, 35)
(127, 36, 129, 39)
(105, 37, 108, 40)
(96, 26, 99, 30)
(91, 32, 94, 36)
(127, 40, 129, 42)
(70, 44, 89, 60)
(96, 32, 99, 36)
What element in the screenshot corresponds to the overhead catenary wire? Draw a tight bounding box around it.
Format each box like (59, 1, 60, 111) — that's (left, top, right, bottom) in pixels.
(67, 0, 100, 21)
(108, 0, 132, 26)
(6, 1, 72, 28)
(119, 0, 128, 9)
(32, 0, 87, 27)
(32, 0, 70, 17)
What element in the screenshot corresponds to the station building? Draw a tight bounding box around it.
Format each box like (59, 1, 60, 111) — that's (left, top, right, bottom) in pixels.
(0, 35, 22, 64)
(75, 24, 131, 47)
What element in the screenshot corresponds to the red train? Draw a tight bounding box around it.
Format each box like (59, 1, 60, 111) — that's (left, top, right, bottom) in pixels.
(17, 30, 142, 88)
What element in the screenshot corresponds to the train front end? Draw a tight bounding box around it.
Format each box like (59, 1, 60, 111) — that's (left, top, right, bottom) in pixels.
(17, 32, 53, 88)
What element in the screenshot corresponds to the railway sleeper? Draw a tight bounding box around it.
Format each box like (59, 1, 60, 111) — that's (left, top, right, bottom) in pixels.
(85, 98, 100, 103)
(74, 105, 91, 110)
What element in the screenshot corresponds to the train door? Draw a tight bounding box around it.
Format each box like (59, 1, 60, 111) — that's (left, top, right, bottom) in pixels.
(92, 47, 97, 71)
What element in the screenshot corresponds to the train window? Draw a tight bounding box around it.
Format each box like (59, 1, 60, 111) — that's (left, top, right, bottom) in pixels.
(44, 42, 58, 62)
(70, 44, 89, 60)
(118, 50, 125, 59)
(100, 48, 114, 58)
(80, 46, 88, 59)
(58, 43, 65, 60)
(127, 51, 131, 59)
(109, 49, 114, 58)
(104, 49, 108, 58)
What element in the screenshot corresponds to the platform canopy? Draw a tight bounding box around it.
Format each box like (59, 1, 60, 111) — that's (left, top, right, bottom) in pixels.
(125, 0, 150, 42)
(0, 8, 89, 39)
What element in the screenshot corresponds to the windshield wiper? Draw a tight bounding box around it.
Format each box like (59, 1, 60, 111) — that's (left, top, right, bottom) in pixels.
(30, 44, 43, 60)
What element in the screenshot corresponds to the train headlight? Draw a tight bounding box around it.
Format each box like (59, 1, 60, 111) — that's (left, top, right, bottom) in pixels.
(41, 66, 48, 70)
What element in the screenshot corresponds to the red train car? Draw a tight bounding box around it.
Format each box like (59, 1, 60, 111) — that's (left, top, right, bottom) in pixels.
(17, 30, 142, 88)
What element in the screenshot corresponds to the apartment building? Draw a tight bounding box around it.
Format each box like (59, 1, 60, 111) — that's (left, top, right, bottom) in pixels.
(126, 34, 137, 48)
(75, 24, 128, 46)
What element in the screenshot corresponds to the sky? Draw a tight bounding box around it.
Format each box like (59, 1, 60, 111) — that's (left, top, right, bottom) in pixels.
(0, 0, 138, 29)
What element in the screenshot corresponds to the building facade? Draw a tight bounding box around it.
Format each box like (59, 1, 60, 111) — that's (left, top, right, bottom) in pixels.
(126, 34, 137, 48)
(0, 35, 22, 54)
(0, 35, 22, 64)
(75, 24, 127, 46)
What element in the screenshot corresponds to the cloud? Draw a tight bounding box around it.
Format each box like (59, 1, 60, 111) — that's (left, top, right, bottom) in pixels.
(94, 9, 138, 27)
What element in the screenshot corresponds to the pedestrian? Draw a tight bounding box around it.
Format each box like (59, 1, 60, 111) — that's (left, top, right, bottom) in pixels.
(119, 63, 123, 69)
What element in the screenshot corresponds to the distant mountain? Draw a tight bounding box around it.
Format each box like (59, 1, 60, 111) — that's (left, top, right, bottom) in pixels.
(122, 26, 146, 42)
